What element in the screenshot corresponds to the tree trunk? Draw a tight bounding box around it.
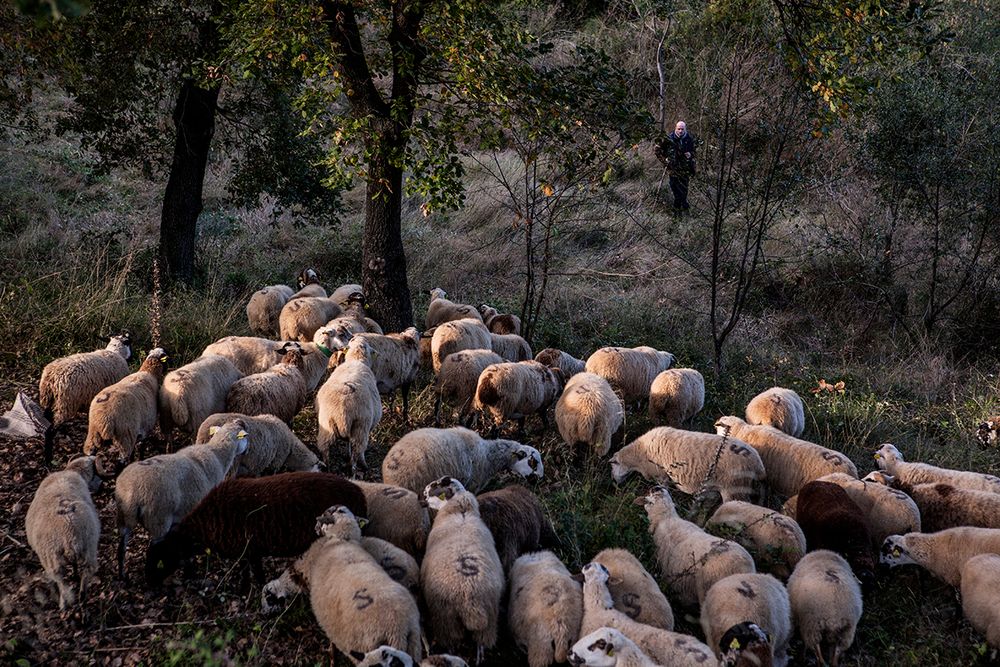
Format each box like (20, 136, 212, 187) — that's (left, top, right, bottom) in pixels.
(362, 124, 413, 332)
(159, 79, 219, 284)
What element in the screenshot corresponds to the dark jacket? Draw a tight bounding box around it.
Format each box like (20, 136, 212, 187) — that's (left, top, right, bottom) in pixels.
(655, 131, 696, 175)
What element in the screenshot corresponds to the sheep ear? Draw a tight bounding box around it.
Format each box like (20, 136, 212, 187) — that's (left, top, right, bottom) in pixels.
(570, 572, 585, 583)
(632, 496, 647, 506)
(357, 517, 369, 528)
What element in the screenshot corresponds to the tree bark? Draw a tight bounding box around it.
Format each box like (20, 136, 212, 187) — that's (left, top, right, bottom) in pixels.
(159, 79, 219, 284)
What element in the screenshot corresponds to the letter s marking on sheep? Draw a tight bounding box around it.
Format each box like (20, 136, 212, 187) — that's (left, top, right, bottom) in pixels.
(381, 487, 408, 499)
(353, 588, 374, 610)
(384, 456, 400, 471)
(540, 583, 561, 607)
(820, 452, 844, 465)
(728, 442, 751, 458)
(736, 581, 757, 598)
(621, 591, 642, 619)
(95, 392, 111, 404)
(456, 554, 480, 577)
(56, 498, 76, 515)
(825, 568, 841, 583)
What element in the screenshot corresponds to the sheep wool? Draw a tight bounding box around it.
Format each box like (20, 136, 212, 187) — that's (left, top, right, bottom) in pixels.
(640, 487, 756, 608)
(706, 501, 806, 580)
(246, 284, 295, 336)
(873, 443, 1000, 495)
(362, 536, 421, 596)
(434, 349, 504, 426)
(477, 484, 560, 573)
(787, 550, 862, 667)
(555, 372, 624, 458)
(508, 550, 583, 667)
(299, 507, 423, 660)
(611, 427, 765, 503)
(431, 318, 492, 373)
(700, 573, 791, 667)
(585, 346, 676, 405)
(25, 457, 101, 609)
(344, 328, 421, 418)
(421, 477, 505, 657)
(579, 562, 718, 666)
(745, 387, 805, 437)
(881, 527, 1000, 586)
(569, 627, 664, 667)
(83, 347, 168, 465)
(715, 416, 857, 498)
(329, 282, 364, 305)
(382, 427, 543, 494)
(114, 420, 249, 578)
(354, 481, 430, 556)
(201, 337, 329, 391)
(648, 368, 705, 428)
(592, 548, 674, 631)
(145, 472, 367, 586)
(534, 347, 587, 379)
(473, 360, 563, 431)
(316, 356, 383, 472)
(159, 355, 242, 435)
(426, 288, 483, 328)
(795, 471, 921, 544)
(960, 553, 1000, 653)
(906, 483, 1000, 532)
(38, 333, 131, 426)
(279, 295, 342, 343)
(795, 481, 876, 588)
(225, 344, 308, 423)
(195, 412, 319, 476)
(478, 304, 522, 335)
(490, 332, 532, 363)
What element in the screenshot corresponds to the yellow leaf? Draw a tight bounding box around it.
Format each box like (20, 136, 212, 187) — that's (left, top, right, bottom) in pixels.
(541, 183, 554, 196)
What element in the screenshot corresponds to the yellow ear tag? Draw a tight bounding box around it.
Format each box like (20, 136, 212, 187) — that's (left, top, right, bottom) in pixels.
(161, 355, 169, 362)
(358, 518, 369, 528)
(893, 548, 901, 557)
(730, 638, 741, 650)
(438, 493, 447, 501)
(238, 430, 248, 439)
(606, 647, 614, 657)
(874, 453, 881, 459)
(209, 426, 219, 435)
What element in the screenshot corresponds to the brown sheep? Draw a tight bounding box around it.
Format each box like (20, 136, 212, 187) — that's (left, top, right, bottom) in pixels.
(795, 481, 876, 590)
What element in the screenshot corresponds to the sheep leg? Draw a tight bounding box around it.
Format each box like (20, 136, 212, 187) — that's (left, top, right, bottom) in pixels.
(401, 383, 411, 423)
(117, 526, 130, 581)
(539, 409, 550, 433)
(516, 417, 526, 439)
(434, 393, 443, 427)
(43, 424, 56, 464)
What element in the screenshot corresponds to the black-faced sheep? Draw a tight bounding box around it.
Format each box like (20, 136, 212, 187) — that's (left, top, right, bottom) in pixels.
(648, 368, 705, 428)
(787, 550, 862, 667)
(145, 472, 366, 585)
(83, 347, 168, 466)
(508, 550, 583, 667)
(25, 456, 102, 609)
(585, 346, 676, 405)
(292, 268, 327, 298)
(225, 343, 308, 423)
(382, 427, 543, 494)
(555, 372, 624, 458)
(880, 527, 1000, 586)
(795, 481, 875, 589)
(421, 477, 505, 662)
(745, 387, 805, 437)
(477, 484, 559, 573)
(611, 427, 765, 503)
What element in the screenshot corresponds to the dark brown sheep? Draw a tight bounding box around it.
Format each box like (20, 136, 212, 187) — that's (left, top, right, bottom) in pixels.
(145, 472, 366, 586)
(908, 483, 1000, 533)
(477, 484, 559, 573)
(795, 480, 876, 590)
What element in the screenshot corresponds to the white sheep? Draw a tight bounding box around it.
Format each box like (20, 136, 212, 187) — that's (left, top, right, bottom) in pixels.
(357, 647, 469, 667)
(382, 427, 543, 494)
(534, 347, 587, 379)
(426, 288, 483, 328)
(640, 486, 756, 608)
(246, 284, 294, 336)
(361, 536, 420, 595)
(578, 562, 718, 666)
(787, 550, 862, 667)
(585, 346, 676, 405)
(38, 332, 131, 434)
(433, 349, 504, 426)
(342, 328, 421, 419)
(329, 282, 363, 305)
(195, 412, 319, 476)
(83, 348, 168, 465)
(421, 477, 505, 661)
(592, 548, 674, 631)
(202, 336, 329, 391)
(473, 360, 563, 434)
(291, 268, 327, 298)
(508, 550, 583, 667)
(159, 354, 242, 435)
(610, 427, 765, 503)
(430, 318, 492, 373)
(648, 368, 704, 428)
(353, 481, 429, 556)
(880, 527, 1000, 586)
(700, 573, 791, 667)
(555, 372, 624, 458)
(706, 500, 806, 580)
(745, 387, 805, 437)
(715, 416, 857, 498)
(316, 350, 383, 473)
(490, 332, 532, 363)
(960, 553, 1000, 655)
(568, 627, 663, 667)
(25, 456, 102, 609)
(872, 443, 1000, 494)
(226, 343, 308, 423)
(478, 304, 521, 335)
(279, 295, 342, 343)
(114, 420, 249, 578)
(906, 482, 1000, 532)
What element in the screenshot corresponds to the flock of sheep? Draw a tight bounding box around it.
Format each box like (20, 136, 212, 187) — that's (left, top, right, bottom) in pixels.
(20, 267, 1000, 666)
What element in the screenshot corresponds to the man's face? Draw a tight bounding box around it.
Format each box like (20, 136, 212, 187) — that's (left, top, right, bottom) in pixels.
(676, 122, 686, 135)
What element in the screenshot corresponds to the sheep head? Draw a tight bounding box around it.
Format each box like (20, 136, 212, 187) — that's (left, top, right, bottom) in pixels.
(298, 268, 319, 288)
(355, 646, 414, 667)
(873, 443, 902, 469)
(509, 444, 544, 481)
(423, 476, 467, 511)
(880, 535, 918, 568)
(719, 622, 771, 667)
(315, 505, 366, 541)
(568, 627, 630, 667)
(714, 415, 743, 436)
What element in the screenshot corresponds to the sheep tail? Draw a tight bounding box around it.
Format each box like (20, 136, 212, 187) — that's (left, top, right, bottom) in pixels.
(477, 371, 501, 407)
(550, 618, 576, 664)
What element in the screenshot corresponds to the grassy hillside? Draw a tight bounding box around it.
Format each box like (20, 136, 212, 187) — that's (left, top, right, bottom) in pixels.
(1, 101, 999, 666)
